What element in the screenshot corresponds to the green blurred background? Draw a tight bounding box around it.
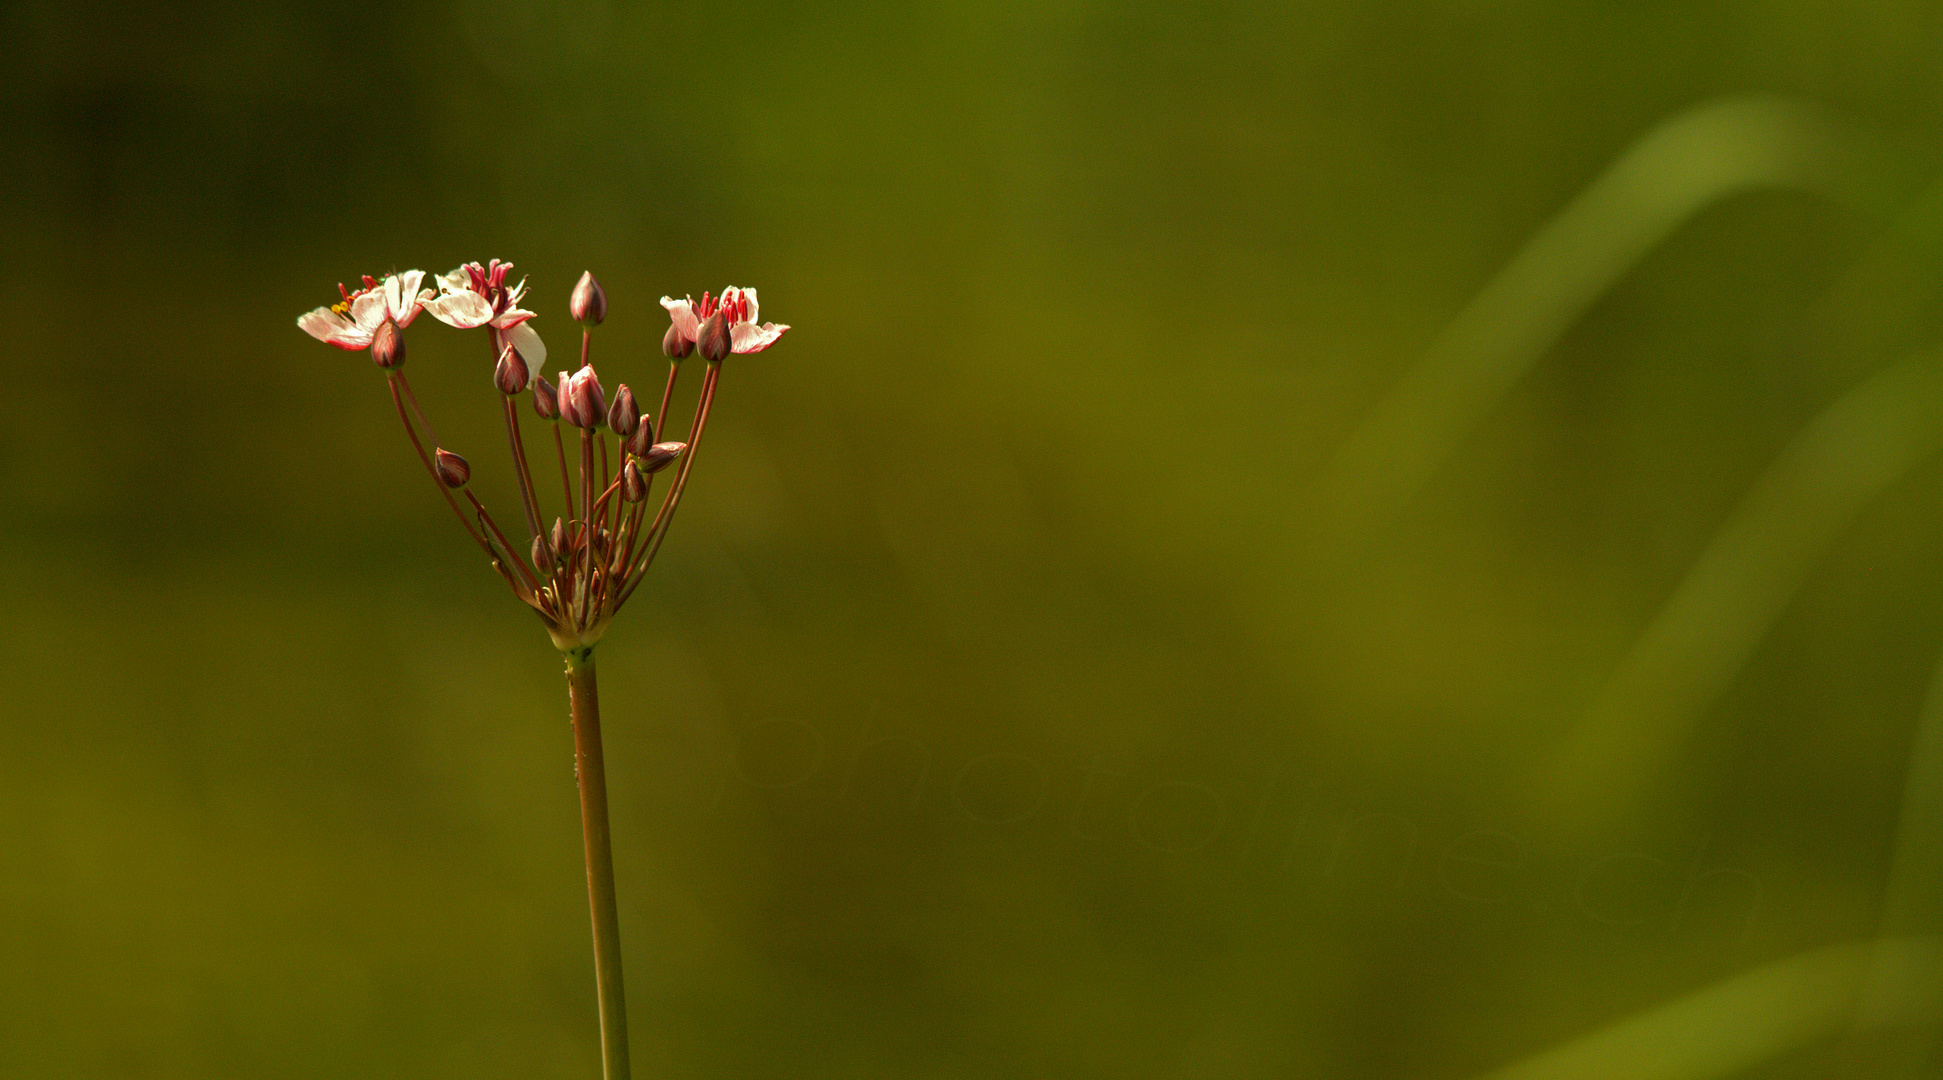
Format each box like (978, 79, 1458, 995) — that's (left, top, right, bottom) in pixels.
(4, 0, 1943, 1076)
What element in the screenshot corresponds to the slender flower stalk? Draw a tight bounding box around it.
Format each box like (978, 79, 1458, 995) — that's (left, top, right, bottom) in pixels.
(565, 647, 630, 1080)
(297, 264, 789, 1079)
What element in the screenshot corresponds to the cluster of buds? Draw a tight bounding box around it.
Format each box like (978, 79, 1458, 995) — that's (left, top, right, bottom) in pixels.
(299, 263, 789, 653)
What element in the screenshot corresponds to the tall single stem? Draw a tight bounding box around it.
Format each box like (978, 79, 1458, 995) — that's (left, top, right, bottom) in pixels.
(565, 647, 631, 1080)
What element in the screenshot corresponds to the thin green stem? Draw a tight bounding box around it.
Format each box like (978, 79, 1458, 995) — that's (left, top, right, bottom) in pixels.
(564, 648, 631, 1080)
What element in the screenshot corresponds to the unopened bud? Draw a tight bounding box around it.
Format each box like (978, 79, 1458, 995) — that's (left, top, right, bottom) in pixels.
(697, 312, 732, 363)
(550, 518, 568, 558)
(531, 534, 554, 570)
(663, 322, 694, 360)
(624, 412, 657, 457)
(370, 320, 406, 369)
(570, 271, 608, 326)
(607, 385, 640, 438)
(560, 365, 608, 429)
(622, 459, 648, 503)
(533, 376, 560, 420)
(493, 344, 528, 395)
(434, 448, 470, 488)
(641, 441, 686, 474)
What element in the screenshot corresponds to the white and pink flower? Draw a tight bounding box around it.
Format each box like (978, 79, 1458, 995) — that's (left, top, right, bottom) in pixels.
(422, 259, 549, 381)
(659, 286, 789, 355)
(296, 270, 431, 350)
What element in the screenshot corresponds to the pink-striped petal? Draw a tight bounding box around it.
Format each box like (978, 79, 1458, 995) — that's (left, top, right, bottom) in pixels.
(422, 290, 496, 329)
(350, 290, 389, 333)
(660, 296, 701, 341)
(492, 306, 537, 331)
(386, 270, 427, 326)
(297, 308, 374, 350)
(730, 321, 789, 354)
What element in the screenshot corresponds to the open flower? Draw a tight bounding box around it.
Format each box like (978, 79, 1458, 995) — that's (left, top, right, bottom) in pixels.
(659, 286, 789, 355)
(297, 270, 431, 350)
(422, 259, 549, 381)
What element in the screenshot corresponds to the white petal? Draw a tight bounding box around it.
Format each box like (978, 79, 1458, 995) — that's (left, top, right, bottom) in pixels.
(350, 290, 389, 332)
(493, 306, 537, 330)
(422, 291, 495, 329)
(297, 307, 373, 349)
(504, 320, 548, 382)
(730, 321, 788, 354)
(660, 296, 700, 341)
(387, 270, 426, 325)
(731, 286, 758, 325)
(440, 266, 471, 294)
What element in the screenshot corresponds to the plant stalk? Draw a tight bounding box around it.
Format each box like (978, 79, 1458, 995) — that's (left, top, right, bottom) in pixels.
(564, 647, 631, 1080)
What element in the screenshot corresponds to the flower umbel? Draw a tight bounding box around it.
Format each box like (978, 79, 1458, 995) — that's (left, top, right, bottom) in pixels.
(292, 263, 790, 650)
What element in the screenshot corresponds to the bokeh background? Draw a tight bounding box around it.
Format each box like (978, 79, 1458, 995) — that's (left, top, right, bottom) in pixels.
(4, 1, 1943, 1077)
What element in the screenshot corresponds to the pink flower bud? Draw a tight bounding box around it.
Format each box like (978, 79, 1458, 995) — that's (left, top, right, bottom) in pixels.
(560, 366, 608, 429)
(532, 534, 554, 570)
(434, 448, 470, 488)
(550, 517, 569, 558)
(663, 322, 693, 360)
(624, 411, 657, 457)
(493, 343, 529, 395)
(640, 441, 686, 474)
(370, 320, 406, 369)
(697, 312, 732, 363)
(622, 459, 647, 503)
(570, 271, 608, 326)
(606, 384, 640, 438)
(533, 375, 560, 420)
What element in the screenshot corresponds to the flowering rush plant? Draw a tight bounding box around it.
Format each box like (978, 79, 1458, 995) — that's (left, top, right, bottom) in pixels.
(299, 261, 787, 1079)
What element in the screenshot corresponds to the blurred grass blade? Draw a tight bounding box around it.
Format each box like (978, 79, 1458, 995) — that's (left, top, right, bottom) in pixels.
(1881, 648, 1943, 941)
(1538, 352, 1943, 822)
(1855, 649, 1943, 1071)
(1482, 937, 1941, 1080)
(1319, 97, 1847, 534)
(1538, 352, 1943, 823)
